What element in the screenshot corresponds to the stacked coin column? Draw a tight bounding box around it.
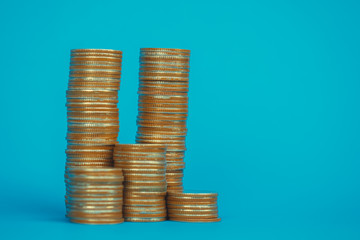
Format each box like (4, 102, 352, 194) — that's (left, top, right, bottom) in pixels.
(65, 49, 122, 168)
(65, 167, 124, 224)
(113, 144, 167, 222)
(167, 192, 220, 222)
(136, 48, 190, 192)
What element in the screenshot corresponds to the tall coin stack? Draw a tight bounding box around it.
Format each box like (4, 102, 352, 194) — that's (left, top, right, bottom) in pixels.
(65, 167, 124, 224)
(113, 144, 167, 222)
(136, 48, 190, 192)
(65, 49, 122, 168)
(167, 191, 220, 222)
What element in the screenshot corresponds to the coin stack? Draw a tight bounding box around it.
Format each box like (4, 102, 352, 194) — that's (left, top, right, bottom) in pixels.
(136, 48, 190, 192)
(65, 167, 124, 224)
(65, 49, 122, 168)
(167, 191, 220, 222)
(113, 144, 167, 222)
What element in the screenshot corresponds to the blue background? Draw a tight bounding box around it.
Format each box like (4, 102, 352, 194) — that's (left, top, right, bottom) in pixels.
(1, 0, 359, 239)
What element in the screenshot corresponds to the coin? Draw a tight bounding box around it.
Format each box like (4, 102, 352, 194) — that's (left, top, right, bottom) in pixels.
(168, 218, 221, 223)
(124, 217, 166, 222)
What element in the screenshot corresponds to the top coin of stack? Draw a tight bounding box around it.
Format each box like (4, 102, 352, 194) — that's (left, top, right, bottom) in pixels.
(136, 48, 190, 192)
(66, 49, 122, 168)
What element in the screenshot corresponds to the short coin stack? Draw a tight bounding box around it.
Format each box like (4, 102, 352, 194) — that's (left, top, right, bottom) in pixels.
(167, 191, 220, 222)
(136, 48, 190, 192)
(65, 167, 124, 224)
(113, 144, 167, 222)
(65, 49, 122, 168)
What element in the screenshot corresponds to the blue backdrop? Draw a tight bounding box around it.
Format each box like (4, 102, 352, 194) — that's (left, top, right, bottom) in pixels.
(1, 0, 359, 239)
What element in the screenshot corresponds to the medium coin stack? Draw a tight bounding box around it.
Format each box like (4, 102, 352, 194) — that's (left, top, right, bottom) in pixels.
(113, 144, 167, 222)
(167, 191, 220, 222)
(136, 48, 190, 192)
(65, 167, 124, 224)
(65, 49, 122, 168)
